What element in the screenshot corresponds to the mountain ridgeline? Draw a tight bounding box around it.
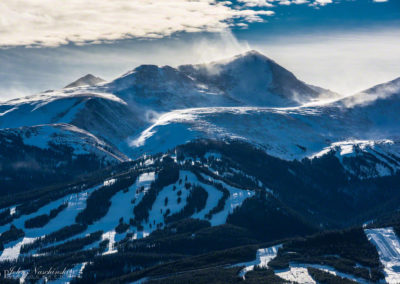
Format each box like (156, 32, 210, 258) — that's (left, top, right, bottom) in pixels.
(1, 50, 400, 283)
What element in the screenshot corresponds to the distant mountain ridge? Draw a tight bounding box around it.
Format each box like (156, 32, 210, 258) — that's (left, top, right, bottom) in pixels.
(64, 74, 105, 88)
(104, 50, 335, 109)
(0, 50, 399, 162)
(178, 50, 327, 106)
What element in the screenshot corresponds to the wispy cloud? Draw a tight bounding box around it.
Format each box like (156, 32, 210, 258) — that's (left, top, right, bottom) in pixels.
(311, 0, 333, 6)
(292, 0, 309, 4)
(0, 0, 274, 48)
(239, 0, 330, 6)
(237, 0, 274, 7)
(279, 0, 292, 5)
(373, 0, 388, 2)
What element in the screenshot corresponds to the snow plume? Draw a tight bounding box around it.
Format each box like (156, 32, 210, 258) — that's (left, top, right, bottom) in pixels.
(0, 0, 274, 48)
(0, 87, 34, 103)
(238, 0, 275, 7)
(342, 77, 400, 108)
(291, 90, 312, 105)
(145, 110, 162, 123)
(191, 30, 251, 74)
(129, 109, 197, 148)
(292, 0, 309, 4)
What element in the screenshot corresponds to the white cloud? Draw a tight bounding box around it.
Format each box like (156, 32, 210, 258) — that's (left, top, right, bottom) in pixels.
(373, 0, 388, 2)
(0, 0, 274, 48)
(311, 0, 333, 6)
(279, 0, 292, 5)
(238, 0, 274, 7)
(292, 0, 309, 4)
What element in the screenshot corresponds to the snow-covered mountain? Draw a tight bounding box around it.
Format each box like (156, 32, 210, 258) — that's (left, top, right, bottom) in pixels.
(1, 123, 128, 162)
(127, 76, 400, 161)
(1, 50, 400, 174)
(104, 50, 334, 110)
(0, 123, 129, 194)
(1, 50, 400, 169)
(0, 88, 145, 145)
(1, 51, 400, 283)
(178, 50, 334, 107)
(0, 50, 341, 160)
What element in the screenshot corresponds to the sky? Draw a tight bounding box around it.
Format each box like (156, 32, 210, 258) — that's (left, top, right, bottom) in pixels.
(0, 0, 399, 100)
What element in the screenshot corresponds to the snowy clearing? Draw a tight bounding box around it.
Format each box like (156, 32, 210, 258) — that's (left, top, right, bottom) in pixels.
(233, 244, 282, 279)
(275, 263, 370, 284)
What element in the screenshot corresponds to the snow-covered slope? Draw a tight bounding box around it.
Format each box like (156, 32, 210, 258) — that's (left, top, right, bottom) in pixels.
(0, 50, 340, 164)
(365, 227, 400, 284)
(339, 76, 400, 108)
(311, 139, 400, 179)
(127, 75, 400, 162)
(0, 123, 130, 192)
(0, 88, 145, 145)
(0, 123, 129, 162)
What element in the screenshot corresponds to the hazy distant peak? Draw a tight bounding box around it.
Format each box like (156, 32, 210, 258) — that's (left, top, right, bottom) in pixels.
(64, 74, 105, 88)
(362, 76, 400, 94)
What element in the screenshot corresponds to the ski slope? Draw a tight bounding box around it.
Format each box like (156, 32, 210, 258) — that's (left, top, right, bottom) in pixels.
(0, 168, 255, 263)
(365, 227, 400, 284)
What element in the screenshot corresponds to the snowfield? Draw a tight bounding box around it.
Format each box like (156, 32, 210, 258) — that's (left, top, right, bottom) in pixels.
(275, 263, 369, 284)
(233, 244, 282, 279)
(233, 245, 370, 284)
(365, 227, 400, 284)
(0, 237, 36, 262)
(1, 123, 129, 162)
(126, 101, 400, 163)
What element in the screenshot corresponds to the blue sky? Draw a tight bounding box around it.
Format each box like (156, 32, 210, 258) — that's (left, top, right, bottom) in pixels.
(0, 0, 399, 100)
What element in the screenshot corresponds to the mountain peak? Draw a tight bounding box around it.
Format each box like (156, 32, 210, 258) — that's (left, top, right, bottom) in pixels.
(102, 50, 333, 108)
(363, 76, 400, 94)
(64, 74, 105, 88)
(178, 50, 322, 106)
(237, 49, 269, 60)
(213, 50, 272, 66)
